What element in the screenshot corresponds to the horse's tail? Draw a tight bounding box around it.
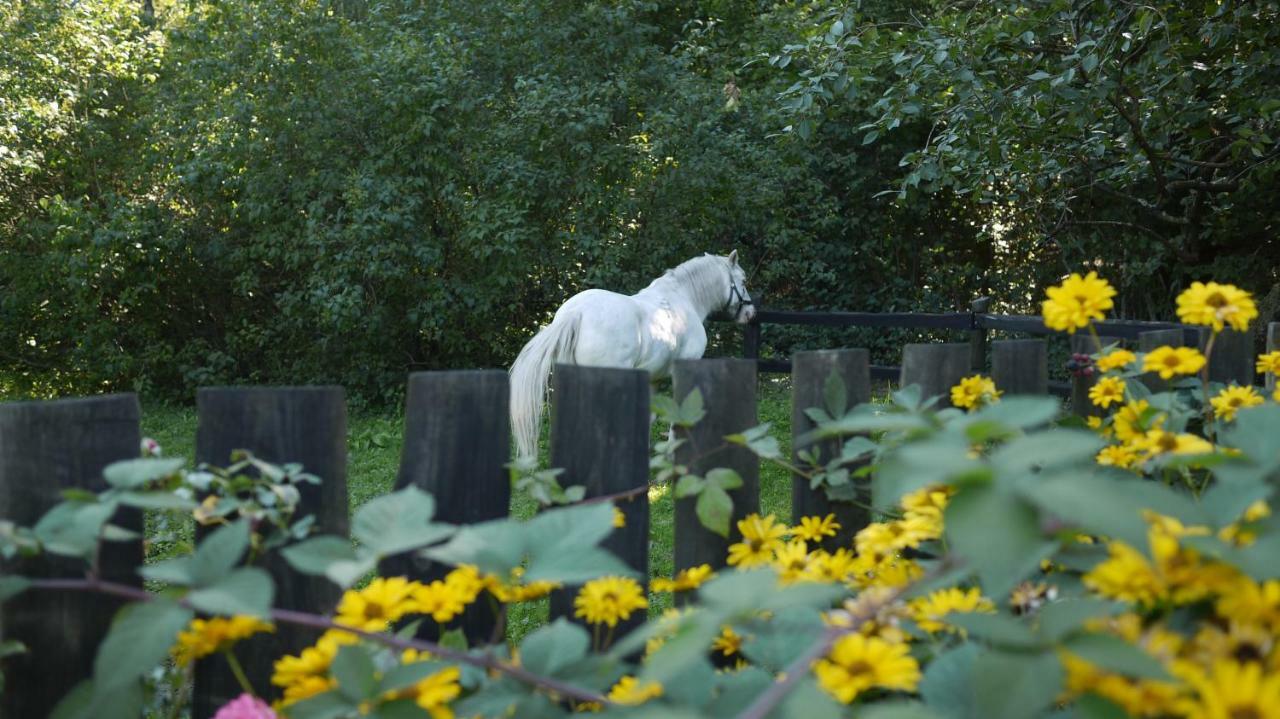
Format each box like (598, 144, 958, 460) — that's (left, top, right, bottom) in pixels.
(509, 309, 581, 461)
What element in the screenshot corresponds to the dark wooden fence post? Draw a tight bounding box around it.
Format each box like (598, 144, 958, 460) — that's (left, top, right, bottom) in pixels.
(970, 297, 993, 372)
(990, 339, 1048, 396)
(1268, 323, 1280, 394)
(1138, 329, 1185, 393)
(0, 394, 143, 718)
(900, 343, 970, 407)
(381, 371, 510, 645)
(546, 365, 650, 635)
(1071, 335, 1124, 416)
(1204, 328, 1253, 387)
(193, 387, 348, 717)
(791, 350, 871, 551)
(673, 359, 760, 573)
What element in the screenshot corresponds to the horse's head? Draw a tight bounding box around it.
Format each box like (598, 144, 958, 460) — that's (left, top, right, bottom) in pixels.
(725, 250, 756, 324)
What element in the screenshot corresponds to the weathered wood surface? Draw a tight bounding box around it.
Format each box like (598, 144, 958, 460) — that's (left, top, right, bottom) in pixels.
(547, 365, 650, 635)
(673, 359, 760, 573)
(791, 349, 871, 551)
(193, 387, 349, 716)
(900, 343, 970, 407)
(991, 339, 1048, 396)
(0, 394, 143, 719)
(381, 371, 510, 644)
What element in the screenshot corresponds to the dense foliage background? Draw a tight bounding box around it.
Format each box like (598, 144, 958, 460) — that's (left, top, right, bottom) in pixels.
(2, 0, 1277, 403)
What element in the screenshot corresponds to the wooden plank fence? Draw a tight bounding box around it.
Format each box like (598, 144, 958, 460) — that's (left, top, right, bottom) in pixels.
(3, 320, 1277, 714)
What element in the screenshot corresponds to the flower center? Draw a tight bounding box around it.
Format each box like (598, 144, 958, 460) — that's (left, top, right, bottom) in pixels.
(1206, 292, 1229, 309)
(1163, 355, 1181, 368)
(846, 660, 874, 676)
(1229, 706, 1261, 719)
(364, 603, 386, 620)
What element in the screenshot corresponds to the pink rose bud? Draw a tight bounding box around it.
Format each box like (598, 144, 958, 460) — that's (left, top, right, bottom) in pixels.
(212, 694, 276, 719)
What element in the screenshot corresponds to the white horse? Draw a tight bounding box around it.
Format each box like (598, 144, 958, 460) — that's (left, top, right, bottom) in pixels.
(509, 251, 756, 460)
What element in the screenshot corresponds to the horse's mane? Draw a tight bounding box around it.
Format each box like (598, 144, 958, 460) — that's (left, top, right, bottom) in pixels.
(659, 254, 730, 314)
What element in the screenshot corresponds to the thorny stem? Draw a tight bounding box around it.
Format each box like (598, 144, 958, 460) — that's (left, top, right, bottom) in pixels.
(26, 576, 611, 706)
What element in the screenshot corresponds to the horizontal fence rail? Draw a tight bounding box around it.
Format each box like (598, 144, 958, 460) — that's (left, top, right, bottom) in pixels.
(737, 298, 1248, 396)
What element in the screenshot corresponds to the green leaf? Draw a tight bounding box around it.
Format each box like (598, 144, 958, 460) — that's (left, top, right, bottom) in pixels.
(1061, 633, 1169, 680)
(856, 702, 944, 719)
(1037, 599, 1125, 642)
(378, 659, 450, 695)
(282, 535, 371, 588)
(988, 429, 1104, 476)
(678, 388, 706, 426)
(824, 370, 849, 418)
(919, 644, 977, 719)
(190, 520, 251, 586)
(49, 680, 96, 719)
(674, 474, 705, 498)
(33, 500, 117, 559)
(779, 677, 844, 719)
(696, 485, 733, 537)
(1200, 477, 1272, 527)
(974, 649, 1063, 719)
(187, 567, 274, 618)
(117, 491, 197, 511)
(970, 396, 1061, 431)
(352, 486, 454, 556)
(285, 690, 358, 719)
(706, 467, 743, 491)
(0, 575, 30, 602)
(102, 458, 185, 488)
(520, 618, 589, 676)
(1020, 473, 1205, 551)
(523, 502, 635, 582)
(332, 644, 380, 702)
(945, 485, 1052, 597)
(0, 640, 25, 659)
(93, 600, 193, 692)
(946, 612, 1041, 649)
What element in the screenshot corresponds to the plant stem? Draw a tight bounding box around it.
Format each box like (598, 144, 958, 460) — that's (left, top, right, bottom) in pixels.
(27, 577, 610, 706)
(222, 649, 255, 696)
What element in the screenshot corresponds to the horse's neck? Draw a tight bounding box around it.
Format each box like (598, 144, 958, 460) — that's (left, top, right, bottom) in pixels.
(638, 274, 719, 319)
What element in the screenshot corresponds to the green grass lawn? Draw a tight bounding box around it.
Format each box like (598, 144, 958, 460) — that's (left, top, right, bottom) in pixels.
(138, 375, 797, 643)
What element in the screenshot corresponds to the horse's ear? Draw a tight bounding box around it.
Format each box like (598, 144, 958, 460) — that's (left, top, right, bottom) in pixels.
(727, 249, 739, 266)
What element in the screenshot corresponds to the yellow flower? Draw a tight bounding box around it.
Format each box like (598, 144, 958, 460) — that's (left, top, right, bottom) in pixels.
(573, 576, 646, 627)
(1215, 578, 1280, 632)
(1178, 660, 1280, 719)
(711, 625, 743, 657)
(1186, 622, 1274, 669)
(1089, 376, 1127, 408)
(1134, 429, 1214, 458)
(803, 548, 859, 585)
(1042, 272, 1116, 333)
(1177, 282, 1258, 333)
(1086, 415, 1104, 431)
(650, 564, 715, 593)
(772, 539, 813, 583)
(848, 553, 923, 590)
(612, 506, 626, 528)
(271, 629, 357, 706)
(1096, 444, 1140, 469)
(899, 485, 953, 522)
(336, 576, 418, 632)
(172, 616, 274, 666)
(855, 516, 939, 556)
(950, 374, 1001, 410)
(1113, 399, 1161, 442)
(1219, 501, 1271, 547)
(726, 513, 788, 567)
(793, 514, 841, 543)
(398, 660, 461, 719)
(1096, 349, 1137, 372)
(1143, 346, 1207, 379)
(908, 587, 995, 634)
(813, 633, 921, 703)
(411, 580, 468, 624)
(1211, 385, 1264, 422)
(486, 567, 560, 603)
(444, 565, 486, 604)
(1257, 351, 1280, 376)
(607, 676, 663, 705)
